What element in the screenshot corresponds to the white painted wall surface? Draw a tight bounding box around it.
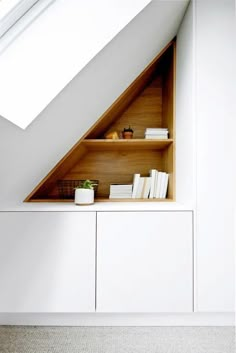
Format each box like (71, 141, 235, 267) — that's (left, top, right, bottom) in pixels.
(0, 1, 188, 208)
(195, 0, 235, 312)
(175, 1, 194, 206)
(0, 212, 96, 312)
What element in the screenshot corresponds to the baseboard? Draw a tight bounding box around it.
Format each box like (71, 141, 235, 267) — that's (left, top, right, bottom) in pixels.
(0, 313, 234, 326)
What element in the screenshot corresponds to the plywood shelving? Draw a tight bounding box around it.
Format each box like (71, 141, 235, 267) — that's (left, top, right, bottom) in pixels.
(82, 139, 173, 150)
(25, 39, 176, 202)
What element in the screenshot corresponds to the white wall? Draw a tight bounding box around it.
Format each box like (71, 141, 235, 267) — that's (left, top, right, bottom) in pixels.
(0, 1, 188, 209)
(195, 0, 235, 312)
(176, 1, 195, 205)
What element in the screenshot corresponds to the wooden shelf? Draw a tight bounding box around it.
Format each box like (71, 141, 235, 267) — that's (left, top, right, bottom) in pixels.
(82, 139, 173, 151)
(25, 40, 176, 203)
(96, 198, 174, 202)
(28, 198, 173, 203)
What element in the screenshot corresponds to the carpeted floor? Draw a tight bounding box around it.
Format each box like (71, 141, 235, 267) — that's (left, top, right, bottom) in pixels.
(0, 326, 235, 353)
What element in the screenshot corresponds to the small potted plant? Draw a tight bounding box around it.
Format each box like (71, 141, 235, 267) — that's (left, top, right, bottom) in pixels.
(74, 180, 97, 205)
(122, 126, 134, 139)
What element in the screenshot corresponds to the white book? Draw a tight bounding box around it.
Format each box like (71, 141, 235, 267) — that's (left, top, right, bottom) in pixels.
(109, 194, 132, 199)
(145, 132, 168, 136)
(145, 130, 168, 134)
(149, 169, 156, 198)
(110, 184, 132, 189)
(110, 185, 132, 192)
(162, 173, 169, 199)
(132, 174, 140, 198)
(155, 172, 165, 198)
(153, 170, 159, 197)
(136, 177, 145, 198)
(145, 135, 168, 140)
(145, 128, 168, 133)
(159, 172, 167, 198)
(110, 191, 132, 195)
(141, 177, 151, 198)
(145, 131, 168, 133)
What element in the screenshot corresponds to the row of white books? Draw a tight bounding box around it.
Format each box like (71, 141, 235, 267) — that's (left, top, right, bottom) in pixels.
(145, 128, 169, 140)
(132, 170, 169, 199)
(109, 169, 169, 199)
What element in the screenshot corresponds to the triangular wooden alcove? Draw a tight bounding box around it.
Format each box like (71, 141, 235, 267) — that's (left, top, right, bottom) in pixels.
(25, 39, 176, 202)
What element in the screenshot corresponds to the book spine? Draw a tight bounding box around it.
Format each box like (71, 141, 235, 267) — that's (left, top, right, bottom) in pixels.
(149, 170, 156, 198)
(160, 172, 167, 198)
(162, 173, 169, 199)
(141, 177, 147, 198)
(132, 174, 140, 198)
(145, 135, 168, 140)
(143, 177, 151, 198)
(136, 177, 144, 198)
(155, 172, 164, 198)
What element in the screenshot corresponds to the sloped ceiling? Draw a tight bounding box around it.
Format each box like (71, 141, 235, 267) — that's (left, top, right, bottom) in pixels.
(0, 0, 189, 129)
(0, 0, 151, 129)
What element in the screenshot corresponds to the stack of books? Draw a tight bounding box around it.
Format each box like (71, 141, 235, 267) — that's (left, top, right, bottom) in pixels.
(132, 170, 169, 199)
(109, 184, 133, 199)
(145, 128, 169, 139)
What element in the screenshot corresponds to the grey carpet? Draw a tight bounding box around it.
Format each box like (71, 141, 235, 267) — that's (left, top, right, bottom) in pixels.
(0, 326, 235, 353)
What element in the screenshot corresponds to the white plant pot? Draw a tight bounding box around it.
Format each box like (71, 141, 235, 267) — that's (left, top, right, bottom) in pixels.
(74, 188, 94, 205)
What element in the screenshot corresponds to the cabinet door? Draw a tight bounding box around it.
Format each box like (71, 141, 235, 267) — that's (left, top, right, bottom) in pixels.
(195, 1, 235, 312)
(0, 212, 95, 312)
(97, 211, 193, 312)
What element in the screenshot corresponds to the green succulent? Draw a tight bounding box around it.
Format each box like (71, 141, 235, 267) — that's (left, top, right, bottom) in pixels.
(76, 180, 97, 190)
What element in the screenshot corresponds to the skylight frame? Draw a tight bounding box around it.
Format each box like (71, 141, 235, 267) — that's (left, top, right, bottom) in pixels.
(0, 0, 39, 38)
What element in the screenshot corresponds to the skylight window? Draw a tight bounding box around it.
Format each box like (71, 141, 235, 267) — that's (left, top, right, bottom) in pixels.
(0, 0, 39, 38)
(0, 0, 152, 129)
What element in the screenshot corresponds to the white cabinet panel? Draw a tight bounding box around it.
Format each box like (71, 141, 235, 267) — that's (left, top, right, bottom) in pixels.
(0, 212, 96, 312)
(195, 1, 235, 312)
(97, 211, 193, 313)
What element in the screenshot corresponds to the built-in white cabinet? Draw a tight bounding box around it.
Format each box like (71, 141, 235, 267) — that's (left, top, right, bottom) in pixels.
(195, 1, 235, 312)
(0, 212, 96, 312)
(97, 211, 193, 312)
(0, 210, 194, 314)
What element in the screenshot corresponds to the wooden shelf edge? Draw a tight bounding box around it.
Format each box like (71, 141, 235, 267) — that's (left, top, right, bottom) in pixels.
(82, 139, 173, 151)
(83, 139, 173, 143)
(26, 198, 174, 203)
(97, 198, 174, 202)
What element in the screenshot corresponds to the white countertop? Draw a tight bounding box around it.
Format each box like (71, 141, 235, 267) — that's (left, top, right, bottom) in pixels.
(0, 201, 194, 212)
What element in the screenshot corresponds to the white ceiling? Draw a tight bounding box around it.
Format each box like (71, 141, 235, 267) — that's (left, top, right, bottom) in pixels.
(0, 0, 189, 129)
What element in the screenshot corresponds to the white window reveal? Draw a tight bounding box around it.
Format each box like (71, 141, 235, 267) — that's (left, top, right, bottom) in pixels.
(0, 0, 151, 129)
(0, 0, 40, 38)
(0, 0, 55, 52)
